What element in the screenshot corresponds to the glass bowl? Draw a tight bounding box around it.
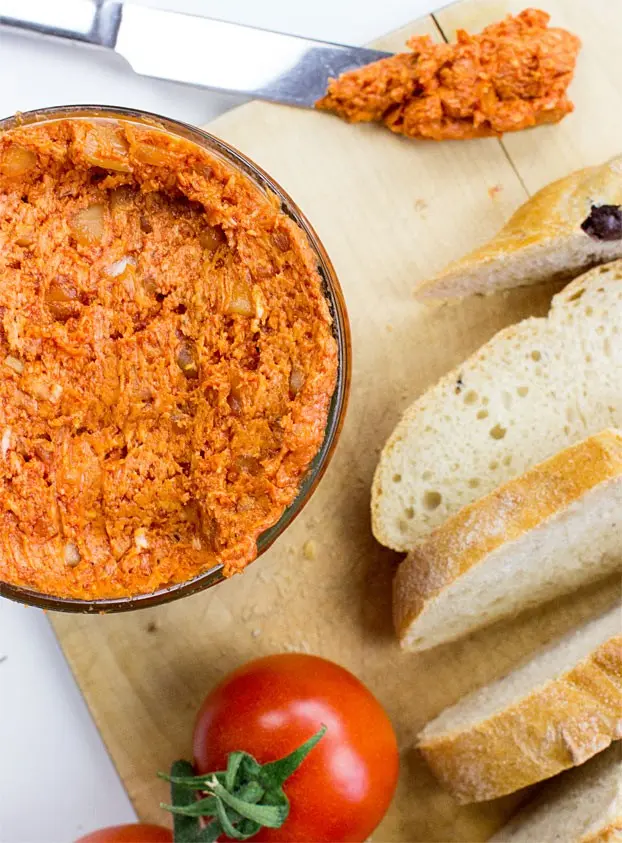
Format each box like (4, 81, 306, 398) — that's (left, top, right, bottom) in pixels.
(0, 105, 351, 613)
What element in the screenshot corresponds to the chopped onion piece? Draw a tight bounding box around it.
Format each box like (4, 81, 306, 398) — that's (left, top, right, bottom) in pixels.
(134, 528, 149, 550)
(71, 204, 105, 245)
(106, 256, 136, 277)
(1, 427, 11, 459)
(83, 127, 131, 173)
(110, 186, 136, 212)
(45, 277, 79, 322)
(49, 384, 64, 403)
(133, 140, 180, 167)
(28, 378, 63, 403)
(64, 542, 81, 567)
(5, 355, 24, 374)
(289, 365, 305, 396)
(272, 229, 291, 252)
(252, 287, 266, 321)
(46, 277, 77, 304)
(199, 226, 226, 252)
(236, 455, 261, 475)
(227, 390, 242, 415)
(226, 276, 254, 317)
(176, 341, 199, 379)
(1, 145, 36, 177)
(15, 226, 35, 247)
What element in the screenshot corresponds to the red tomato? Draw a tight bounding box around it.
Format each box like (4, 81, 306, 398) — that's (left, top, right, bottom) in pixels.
(75, 824, 172, 843)
(193, 653, 399, 843)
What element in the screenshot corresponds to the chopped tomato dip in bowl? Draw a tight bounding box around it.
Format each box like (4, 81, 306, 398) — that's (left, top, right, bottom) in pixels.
(0, 106, 349, 612)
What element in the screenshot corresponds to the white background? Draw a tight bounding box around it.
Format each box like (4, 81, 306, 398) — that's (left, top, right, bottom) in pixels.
(0, 1, 438, 841)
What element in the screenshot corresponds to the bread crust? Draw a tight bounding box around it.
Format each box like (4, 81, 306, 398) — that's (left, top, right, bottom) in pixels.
(489, 742, 622, 841)
(394, 430, 622, 643)
(581, 824, 622, 843)
(415, 155, 622, 299)
(417, 632, 622, 803)
(372, 261, 622, 553)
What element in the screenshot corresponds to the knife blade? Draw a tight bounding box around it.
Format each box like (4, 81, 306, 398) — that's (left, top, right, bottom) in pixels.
(0, 0, 392, 108)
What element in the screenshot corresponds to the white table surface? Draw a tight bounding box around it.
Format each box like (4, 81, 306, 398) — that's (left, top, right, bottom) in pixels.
(0, 1, 438, 841)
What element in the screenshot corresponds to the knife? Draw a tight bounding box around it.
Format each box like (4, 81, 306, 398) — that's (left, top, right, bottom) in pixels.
(0, 0, 392, 108)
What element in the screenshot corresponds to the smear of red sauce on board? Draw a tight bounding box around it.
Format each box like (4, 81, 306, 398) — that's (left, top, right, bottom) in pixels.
(317, 9, 581, 140)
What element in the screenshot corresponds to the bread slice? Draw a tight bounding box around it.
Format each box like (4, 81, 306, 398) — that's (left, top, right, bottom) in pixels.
(417, 605, 622, 804)
(372, 260, 622, 551)
(490, 742, 622, 842)
(416, 155, 622, 299)
(394, 430, 622, 652)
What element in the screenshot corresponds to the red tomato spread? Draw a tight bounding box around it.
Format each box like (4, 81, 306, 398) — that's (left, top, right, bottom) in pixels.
(316, 9, 581, 140)
(0, 118, 338, 599)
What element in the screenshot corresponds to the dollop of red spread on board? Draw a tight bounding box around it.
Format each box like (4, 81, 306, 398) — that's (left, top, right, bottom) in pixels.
(316, 9, 581, 140)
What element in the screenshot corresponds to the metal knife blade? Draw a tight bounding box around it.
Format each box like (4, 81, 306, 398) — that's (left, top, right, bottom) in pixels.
(0, 0, 392, 108)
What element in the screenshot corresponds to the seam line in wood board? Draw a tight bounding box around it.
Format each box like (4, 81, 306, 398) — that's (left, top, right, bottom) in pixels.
(432, 12, 531, 200)
(430, 12, 447, 41)
(497, 140, 530, 197)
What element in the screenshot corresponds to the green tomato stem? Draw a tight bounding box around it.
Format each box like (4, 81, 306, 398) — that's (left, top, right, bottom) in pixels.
(160, 725, 326, 842)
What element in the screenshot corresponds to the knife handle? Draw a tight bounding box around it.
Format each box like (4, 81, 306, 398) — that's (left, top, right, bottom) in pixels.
(0, 0, 121, 48)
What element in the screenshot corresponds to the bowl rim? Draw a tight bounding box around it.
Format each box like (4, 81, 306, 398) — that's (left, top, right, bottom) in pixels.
(0, 104, 351, 613)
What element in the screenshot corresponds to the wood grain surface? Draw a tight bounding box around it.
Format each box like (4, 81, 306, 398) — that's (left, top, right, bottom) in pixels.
(51, 2, 622, 840)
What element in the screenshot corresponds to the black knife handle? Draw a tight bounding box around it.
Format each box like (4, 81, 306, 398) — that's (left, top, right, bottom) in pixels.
(0, 0, 122, 48)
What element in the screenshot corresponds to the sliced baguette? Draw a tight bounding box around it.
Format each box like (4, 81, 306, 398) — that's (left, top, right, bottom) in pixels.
(394, 429, 622, 652)
(372, 260, 622, 551)
(417, 605, 622, 804)
(416, 155, 622, 299)
(490, 742, 622, 843)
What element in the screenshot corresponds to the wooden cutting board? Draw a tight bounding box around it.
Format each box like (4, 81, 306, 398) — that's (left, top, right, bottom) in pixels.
(52, 1, 622, 840)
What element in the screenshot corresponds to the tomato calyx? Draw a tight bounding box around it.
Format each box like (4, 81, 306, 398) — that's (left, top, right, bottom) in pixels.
(160, 725, 326, 842)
